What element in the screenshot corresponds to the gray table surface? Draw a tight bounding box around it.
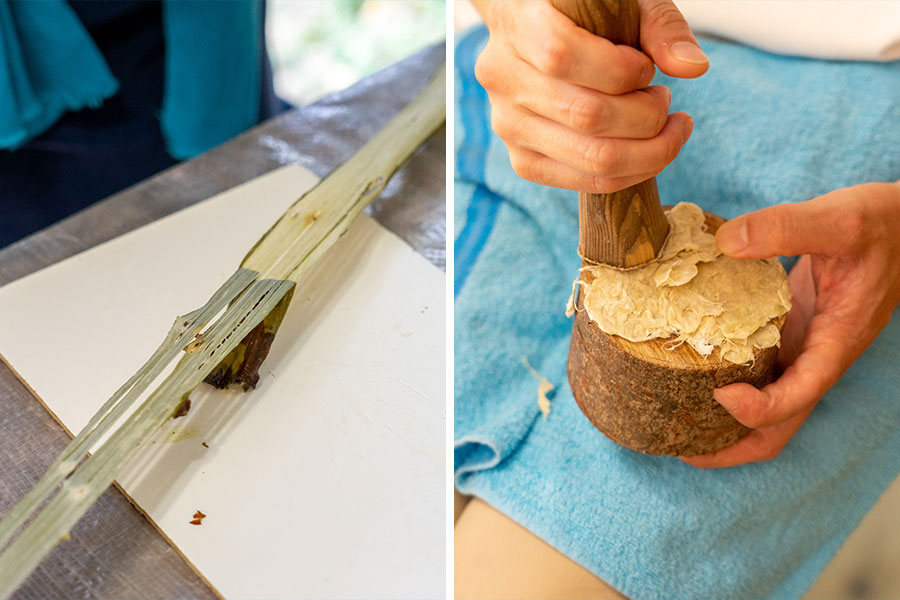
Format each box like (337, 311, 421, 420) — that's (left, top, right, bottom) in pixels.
(0, 43, 445, 600)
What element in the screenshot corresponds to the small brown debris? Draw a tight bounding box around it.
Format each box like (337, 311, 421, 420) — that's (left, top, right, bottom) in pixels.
(183, 339, 204, 354)
(173, 397, 191, 419)
(189, 519, 202, 526)
(201, 441, 209, 448)
(193, 510, 206, 519)
(303, 210, 322, 226)
(190, 510, 206, 525)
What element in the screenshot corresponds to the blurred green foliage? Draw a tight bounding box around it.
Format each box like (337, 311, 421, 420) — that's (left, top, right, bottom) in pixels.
(268, 0, 445, 106)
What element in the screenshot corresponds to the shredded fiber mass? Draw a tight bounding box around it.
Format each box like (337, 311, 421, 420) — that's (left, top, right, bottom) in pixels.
(568, 202, 791, 364)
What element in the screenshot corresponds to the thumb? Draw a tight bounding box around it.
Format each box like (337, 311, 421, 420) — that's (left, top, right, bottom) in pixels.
(639, 0, 709, 78)
(715, 198, 855, 259)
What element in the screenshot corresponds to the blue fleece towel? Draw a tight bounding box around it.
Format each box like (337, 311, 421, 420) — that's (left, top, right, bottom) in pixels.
(0, 0, 260, 159)
(455, 25, 900, 600)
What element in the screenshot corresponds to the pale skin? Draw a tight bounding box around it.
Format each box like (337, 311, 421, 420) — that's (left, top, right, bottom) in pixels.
(686, 182, 900, 467)
(472, 0, 900, 467)
(472, 0, 708, 193)
(458, 0, 900, 596)
(455, 494, 626, 600)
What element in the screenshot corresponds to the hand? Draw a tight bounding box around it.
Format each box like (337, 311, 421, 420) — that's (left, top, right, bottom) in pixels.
(683, 182, 900, 469)
(471, 0, 708, 193)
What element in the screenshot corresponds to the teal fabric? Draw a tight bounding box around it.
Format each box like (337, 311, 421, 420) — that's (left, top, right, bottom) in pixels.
(0, 0, 260, 159)
(0, 0, 117, 148)
(455, 25, 900, 600)
(160, 1, 261, 159)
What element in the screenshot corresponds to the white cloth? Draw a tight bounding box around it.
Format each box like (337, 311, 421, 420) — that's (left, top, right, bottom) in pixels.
(675, 0, 900, 61)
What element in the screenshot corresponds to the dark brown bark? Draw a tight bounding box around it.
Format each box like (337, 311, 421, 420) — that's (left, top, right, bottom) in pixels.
(204, 285, 295, 391)
(568, 308, 783, 456)
(567, 211, 785, 456)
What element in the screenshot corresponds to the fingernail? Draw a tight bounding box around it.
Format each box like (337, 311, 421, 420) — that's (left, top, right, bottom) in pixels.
(670, 41, 709, 65)
(716, 219, 749, 254)
(681, 116, 693, 142)
(662, 85, 672, 105)
(713, 388, 737, 412)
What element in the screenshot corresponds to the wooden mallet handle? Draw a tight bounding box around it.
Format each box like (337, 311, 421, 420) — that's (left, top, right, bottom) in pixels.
(550, 0, 670, 268)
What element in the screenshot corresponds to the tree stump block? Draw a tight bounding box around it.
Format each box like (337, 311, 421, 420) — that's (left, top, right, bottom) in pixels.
(567, 212, 786, 456)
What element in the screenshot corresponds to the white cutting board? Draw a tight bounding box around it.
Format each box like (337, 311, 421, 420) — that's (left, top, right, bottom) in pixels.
(0, 165, 445, 599)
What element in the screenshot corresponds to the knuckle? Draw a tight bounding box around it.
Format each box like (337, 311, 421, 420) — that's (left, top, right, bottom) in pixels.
(841, 203, 868, 245)
(508, 150, 537, 181)
(605, 61, 639, 95)
(651, 104, 669, 137)
(537, 34, 573, 78)
(662, 127, 682, 163)
(753, 204, 793, 250)
(566, 94, 607, 134)
(489, 110, 514, 140)
(585, 139, 618, 175)
(742, 391, 781, 429)
(738, 404, 768, 429)
(760, 441, 784, 462)
(474, 48, 497, 90)
(645, 1, 688, 33)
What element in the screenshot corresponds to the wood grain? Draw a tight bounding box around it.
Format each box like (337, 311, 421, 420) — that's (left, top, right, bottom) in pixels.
(550, 0, 640, 46)
(577, 178, 670, 267)
(549, 0, 669, 268)
(567, 212, 785, 456)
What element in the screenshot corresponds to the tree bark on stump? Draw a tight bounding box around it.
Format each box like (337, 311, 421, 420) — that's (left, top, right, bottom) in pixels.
(567, 212, 786, 456)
